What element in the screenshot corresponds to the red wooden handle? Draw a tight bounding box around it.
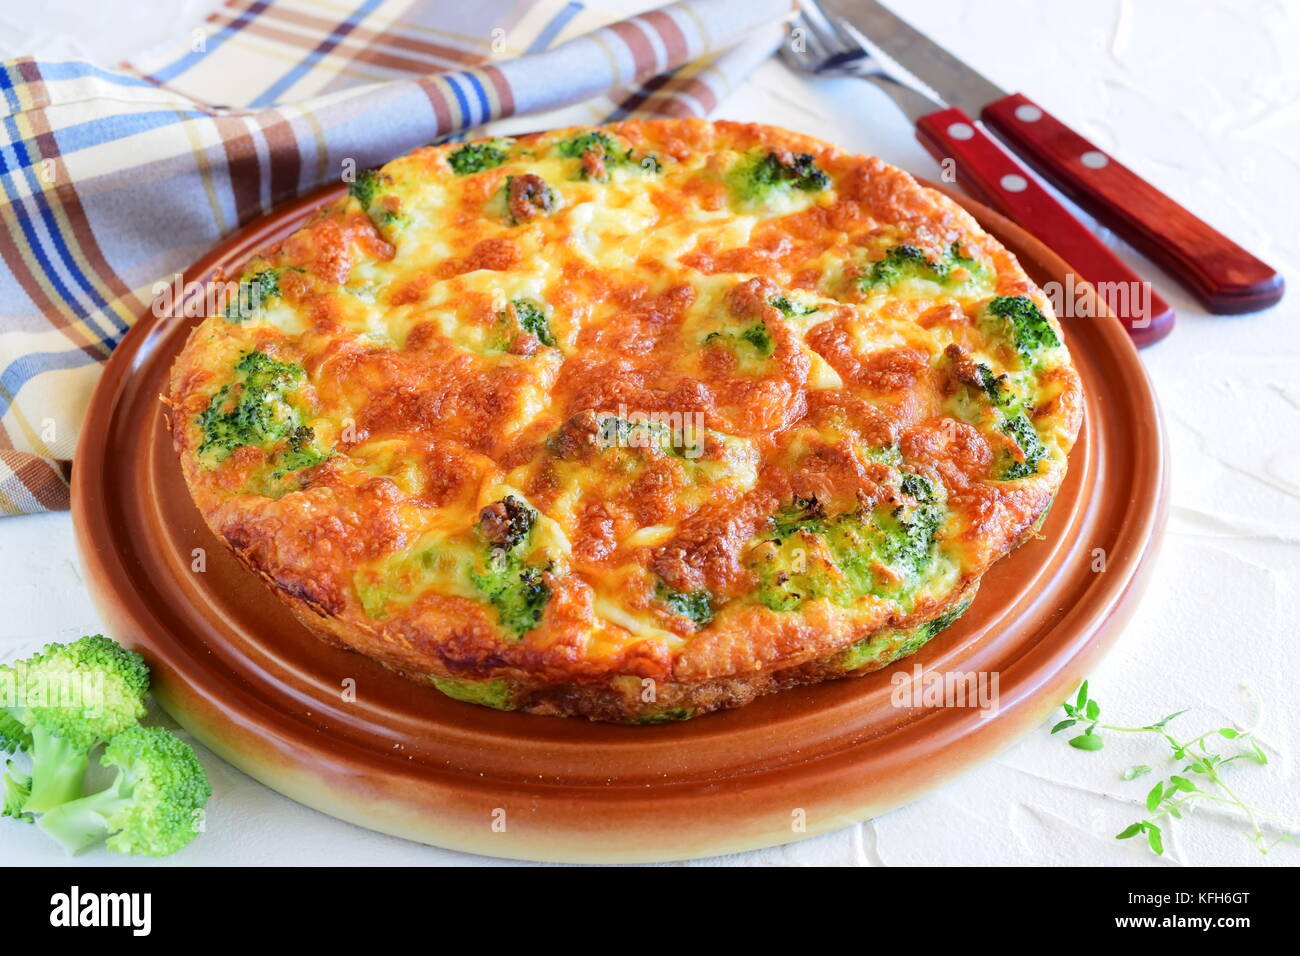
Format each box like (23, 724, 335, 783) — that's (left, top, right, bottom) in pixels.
(915, 106, 1174, 347)
(981, 93, 1283, 315)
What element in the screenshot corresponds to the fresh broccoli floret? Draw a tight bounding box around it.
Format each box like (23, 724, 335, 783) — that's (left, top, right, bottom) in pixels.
(348, 168, 381, 209)
(448, 139, 511, 175)
(749, 477, 945, 611)
(985, 295, 1061, 358)
(657, 583, 714, 629)
(1, 635, 149, 814)
(195, 350, 307, 465)
(224, 268, 280, 322)
(0, 708, 31, 754)
(729, 150, 830, 205)
(35, 725, 210, 857)
(470, 497, 552, 637)
(998, 411, 1047, 480)
(2, 763, 32, 822)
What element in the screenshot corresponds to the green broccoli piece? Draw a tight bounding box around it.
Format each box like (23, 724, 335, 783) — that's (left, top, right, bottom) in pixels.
(195, 350, 307, 466)
(739, 322, 774, 356)
(704, 321, 774, 360)
(268, 425, 331, 481)
(2, 763, 32, 822)
(448, 140, 511, 175)
(750, 478, 945, 612)
(224, 268, 280, 322)
(860, 245, 949, 290)
(657, 583, 714, 629)
(348, 168, 381, 209)
(998, 411, 1047, 480)
(1, 635, 149, 814)
(838, 597, 973, 672)
(633, 707, 695, 725)
(0, 708, 31, 754)
(432, 677, 515, 711)
(772, 494, 827, 536)
(946, 242, 986, 276)
(556, 131, 623, 160)
(985, 295, 1061, 358)
(975, 362, 1011, 405)
(729, 150, 830, 205)
(35, 725, 210, 857)
(555, 130, 645, 182)
(860, 243, 991, 292)
(469, 497, 552, 637)
(593, 415, 695, 458)
(508, 298, 556, 347)
(770, 295, 818, 318)
(472, 559, 549, 637)
(921, 597, 974, 640)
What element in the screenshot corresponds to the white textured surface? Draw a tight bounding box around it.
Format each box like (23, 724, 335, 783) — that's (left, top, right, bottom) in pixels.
(1, 0, 1297, 866)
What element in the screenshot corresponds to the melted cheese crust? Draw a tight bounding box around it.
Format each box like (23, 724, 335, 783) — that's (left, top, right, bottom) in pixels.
(168, 120, 1083, 718)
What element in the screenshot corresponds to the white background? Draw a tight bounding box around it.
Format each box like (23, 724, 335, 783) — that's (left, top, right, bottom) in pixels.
(1, 0, 1297, 866)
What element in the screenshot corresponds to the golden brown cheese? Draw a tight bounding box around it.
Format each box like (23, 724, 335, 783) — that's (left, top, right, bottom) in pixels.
(167, 120, 1083, 722)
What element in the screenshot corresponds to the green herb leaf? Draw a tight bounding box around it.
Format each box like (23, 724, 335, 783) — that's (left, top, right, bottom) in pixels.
(1145, 782, 1164, 812)
(1146, 824, 1164, 856)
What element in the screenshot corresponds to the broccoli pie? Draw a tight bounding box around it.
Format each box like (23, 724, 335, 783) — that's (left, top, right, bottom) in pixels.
(167, 119, 1083, 723)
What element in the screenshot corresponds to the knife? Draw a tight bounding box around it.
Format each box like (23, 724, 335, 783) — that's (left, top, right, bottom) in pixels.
(827, 0, 1284, 316)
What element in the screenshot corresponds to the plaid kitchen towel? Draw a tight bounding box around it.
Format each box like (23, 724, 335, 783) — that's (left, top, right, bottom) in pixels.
(0, 0, 792, 515)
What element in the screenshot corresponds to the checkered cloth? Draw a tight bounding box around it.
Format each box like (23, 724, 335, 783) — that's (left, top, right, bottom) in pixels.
(0, 0, 792, 515)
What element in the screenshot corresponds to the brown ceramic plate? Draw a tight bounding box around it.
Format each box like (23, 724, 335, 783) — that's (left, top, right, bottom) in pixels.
(72, 179, 1166, 863)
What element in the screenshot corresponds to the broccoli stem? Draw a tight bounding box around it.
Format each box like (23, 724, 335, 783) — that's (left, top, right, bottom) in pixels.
(23, 724, 89, 813)
(35, 776, 129, 855)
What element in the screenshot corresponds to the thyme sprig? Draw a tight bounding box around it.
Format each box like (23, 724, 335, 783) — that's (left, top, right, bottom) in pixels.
(1051, 681, 1293, 857)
